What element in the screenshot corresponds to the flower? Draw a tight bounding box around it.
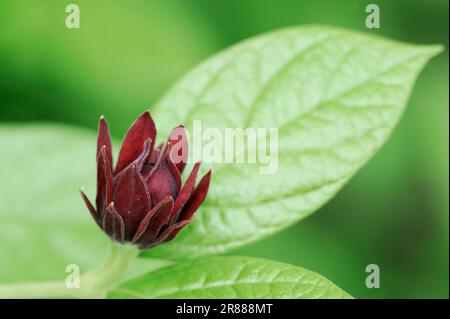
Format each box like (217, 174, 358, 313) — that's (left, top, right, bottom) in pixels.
(80, 111, 211, 249)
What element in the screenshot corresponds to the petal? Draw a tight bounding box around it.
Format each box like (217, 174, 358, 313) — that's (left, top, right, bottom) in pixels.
(141, 143, 162, 178)
(167, 125, 189, 174)
(114, 138, 152, 184)
(170, 162, 201, 224)
(115, 111, 156, 176)
(149, 143, 163, 164)
(132, 196, 173, 244)
(147, 219, 191, 248)
(134, 138, 152, 172)
(97, 116, 113, 168)
(102, 203, 125, 242)
(113, 165, 151, 240)
(80, 188, 101, 227)
(176, 170, 211, 222)
(96, 147, 114, 216)
(146, 145, 181, 205)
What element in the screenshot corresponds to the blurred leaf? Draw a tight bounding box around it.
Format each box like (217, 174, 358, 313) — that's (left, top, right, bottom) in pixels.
(107, 256, 352, 298)
(143, 26, 442, 260)
(0, 125, 106, 282)
(0, 125, 168, 283)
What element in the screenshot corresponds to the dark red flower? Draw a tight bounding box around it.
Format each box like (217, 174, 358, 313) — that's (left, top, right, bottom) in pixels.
(80, 111, 211, 249)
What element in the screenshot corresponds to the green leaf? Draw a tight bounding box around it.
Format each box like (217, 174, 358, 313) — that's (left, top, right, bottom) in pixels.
(0, 125, 168, 283)
(107, 256, 352, 299)
(144, 26, 442, 259)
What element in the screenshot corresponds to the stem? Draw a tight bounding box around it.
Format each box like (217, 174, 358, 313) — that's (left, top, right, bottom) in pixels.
(0, 241, 139, 299)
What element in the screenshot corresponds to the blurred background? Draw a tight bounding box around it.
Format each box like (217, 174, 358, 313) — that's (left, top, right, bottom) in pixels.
(0, 0, 448, 298)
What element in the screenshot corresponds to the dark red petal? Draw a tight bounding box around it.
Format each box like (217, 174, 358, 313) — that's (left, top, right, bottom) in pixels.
(176, 170, 211, 222)
(115, 111, 156, 176)
(113, 138, 152, 185)
(113, 165, 151, 240)
(96, 147, 114, 216)
(102, 203, 125, 242)
(132, 196, 173, 244)
(146, 145, 181, 205)
(170, 162, 201, 224)
(134, 138, 152, 172)
(148, 143, 163, 165)
(167, 125, 189, 174)
(148, 219, 191, 248)
(141, 144, 163, 178)
(80, 188, 101, 227)
(97, 116, 113, 168)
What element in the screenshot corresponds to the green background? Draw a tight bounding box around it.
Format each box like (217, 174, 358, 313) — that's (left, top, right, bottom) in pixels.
(0, 0, 448, 298)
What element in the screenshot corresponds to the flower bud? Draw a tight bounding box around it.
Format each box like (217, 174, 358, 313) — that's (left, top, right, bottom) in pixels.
(81, 112, 211, 249)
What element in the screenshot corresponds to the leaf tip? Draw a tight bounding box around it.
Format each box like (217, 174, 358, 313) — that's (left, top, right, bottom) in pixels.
(416, 44, 445, 60)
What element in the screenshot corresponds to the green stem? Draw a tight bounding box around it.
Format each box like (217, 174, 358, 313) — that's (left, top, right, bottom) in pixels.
(0, 241, 139, 299)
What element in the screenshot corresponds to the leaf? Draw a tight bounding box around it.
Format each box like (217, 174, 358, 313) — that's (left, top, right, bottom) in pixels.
(0, 125, 167, 283)
(107, 256, 352, 299)
(143, 26, 442, 259)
